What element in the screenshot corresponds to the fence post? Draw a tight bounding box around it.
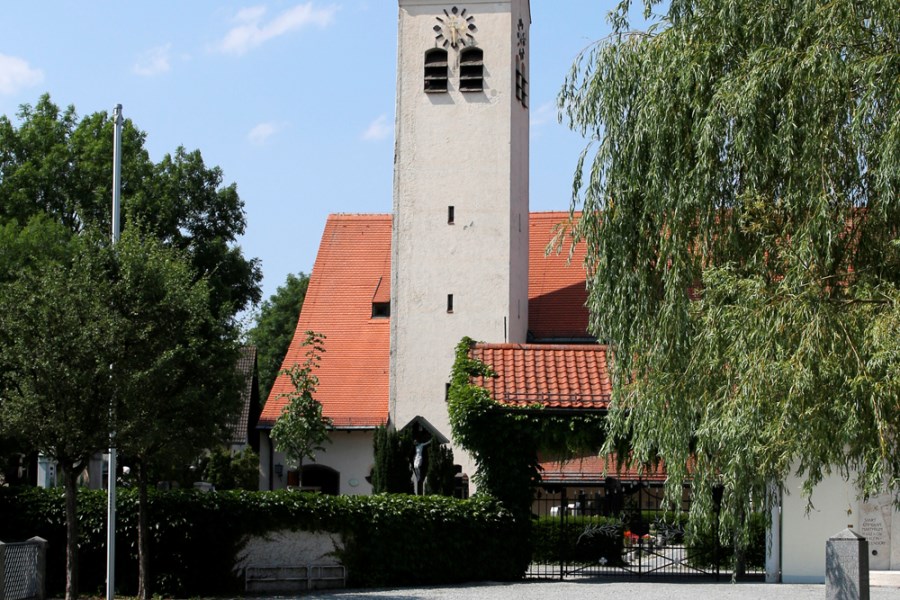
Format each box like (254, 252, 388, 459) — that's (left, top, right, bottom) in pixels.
(826, 528, 869, 600)
(0, 541, 6, 600)
(28, 538, 47, 600)
(559, 487, 567, 581)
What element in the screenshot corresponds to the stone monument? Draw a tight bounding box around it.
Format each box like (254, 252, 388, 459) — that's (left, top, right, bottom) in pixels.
(826, 527, 869, 600)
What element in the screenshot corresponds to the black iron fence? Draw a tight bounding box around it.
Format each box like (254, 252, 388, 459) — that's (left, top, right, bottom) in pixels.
(527, 481, 764, 581)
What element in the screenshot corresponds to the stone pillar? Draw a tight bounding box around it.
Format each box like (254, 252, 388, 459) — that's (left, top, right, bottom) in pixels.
(29, 537, 48, 600)
(826, 528, 869, 600)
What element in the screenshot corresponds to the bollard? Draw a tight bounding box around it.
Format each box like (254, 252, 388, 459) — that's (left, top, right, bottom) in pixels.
(826, 528, 869, 600)
(28, 537, 48, 600)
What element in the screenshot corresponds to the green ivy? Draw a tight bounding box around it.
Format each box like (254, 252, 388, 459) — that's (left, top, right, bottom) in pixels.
(448, 338, 609, 516)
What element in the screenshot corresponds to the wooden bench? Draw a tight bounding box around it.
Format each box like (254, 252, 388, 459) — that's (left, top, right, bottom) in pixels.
(244, 564, 346, 593)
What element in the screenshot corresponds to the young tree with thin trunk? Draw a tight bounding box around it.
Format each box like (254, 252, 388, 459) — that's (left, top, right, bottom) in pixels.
(270, 331, 332, 489)
(0, 234, 117, 600)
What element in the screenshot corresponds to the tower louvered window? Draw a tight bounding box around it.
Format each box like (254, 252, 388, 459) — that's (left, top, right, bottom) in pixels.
(424, 49, 449, 93)
(459, 47, 484, 92)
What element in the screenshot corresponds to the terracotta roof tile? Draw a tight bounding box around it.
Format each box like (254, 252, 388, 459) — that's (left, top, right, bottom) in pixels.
(538, 454, 668, 484)
(528, 212, 591, 341)
(469, 342, 611, 409)
(258, 214, 391, 429)
(260, 212, 595, 429)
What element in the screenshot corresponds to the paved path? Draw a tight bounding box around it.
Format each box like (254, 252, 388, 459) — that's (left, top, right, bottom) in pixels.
(300, 580, 900, 600)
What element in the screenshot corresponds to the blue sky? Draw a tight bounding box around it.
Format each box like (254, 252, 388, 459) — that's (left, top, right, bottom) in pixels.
(0, 1, 620, 306)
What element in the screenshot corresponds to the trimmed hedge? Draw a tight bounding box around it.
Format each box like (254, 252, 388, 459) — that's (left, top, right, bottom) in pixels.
(0, 487, 526, 596)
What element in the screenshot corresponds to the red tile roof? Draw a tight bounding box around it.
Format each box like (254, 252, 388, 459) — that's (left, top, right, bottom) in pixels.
(528, 212, 591, 341)
(468, 343, 611, 409)
(259, 212, 596, 429)
(538, 454, 668, 484)
(258, 214, 391, 429)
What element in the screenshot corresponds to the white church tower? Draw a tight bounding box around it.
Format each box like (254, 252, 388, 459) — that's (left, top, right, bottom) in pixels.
(390, 0, 531, 479)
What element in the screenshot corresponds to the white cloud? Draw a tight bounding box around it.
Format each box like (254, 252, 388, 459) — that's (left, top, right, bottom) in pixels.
(217, 3, 338, 56)
(248, 121, 282, 145)
(530, 101, 558, 128)
(362, 114, 390, 141)
(133, 44, 173, 77)
(0, 53, 43, 95)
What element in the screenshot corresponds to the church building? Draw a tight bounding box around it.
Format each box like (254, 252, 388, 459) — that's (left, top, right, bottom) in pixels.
(257, 0, 605, 495)
(256, 0, 900, 585)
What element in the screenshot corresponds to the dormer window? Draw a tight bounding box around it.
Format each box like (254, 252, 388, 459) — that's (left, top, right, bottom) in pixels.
(424, 49, 449, 93)
(459, 47, 484, 92)
(372, 302, 391, 318)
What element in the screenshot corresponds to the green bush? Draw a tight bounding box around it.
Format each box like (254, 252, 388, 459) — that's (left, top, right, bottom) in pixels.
(686, 511, 767, 570)
(0, 486, 525, 596)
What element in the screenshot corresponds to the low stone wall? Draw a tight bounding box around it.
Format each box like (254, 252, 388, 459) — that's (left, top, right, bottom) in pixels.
(235, 529, 345, 593)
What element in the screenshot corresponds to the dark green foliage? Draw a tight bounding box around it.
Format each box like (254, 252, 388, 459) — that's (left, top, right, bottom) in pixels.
(245, 272, 309, 404)
(686, 511, 767, 571)
(0, 94, 261, 321)
(371, 425, 414, 494)
(0, 486, 525, 595)
(424, 442, 455, 496)
(203, 447, 260, 490)
(531, 516, 623, 566)
(559, 0, 900, 546)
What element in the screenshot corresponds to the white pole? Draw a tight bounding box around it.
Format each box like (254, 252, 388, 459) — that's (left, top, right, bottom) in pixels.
(107, 103, 123, 600)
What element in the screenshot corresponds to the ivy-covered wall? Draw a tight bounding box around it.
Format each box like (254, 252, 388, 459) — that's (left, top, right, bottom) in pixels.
(447, 337, 608, 516)
(0, 487, 525, 596)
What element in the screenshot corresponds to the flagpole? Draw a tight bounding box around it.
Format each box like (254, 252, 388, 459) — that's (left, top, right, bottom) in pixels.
(107, 103, 123, 600)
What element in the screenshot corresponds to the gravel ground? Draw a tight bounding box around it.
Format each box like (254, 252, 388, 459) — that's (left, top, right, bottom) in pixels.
(296, 580, 900, 600)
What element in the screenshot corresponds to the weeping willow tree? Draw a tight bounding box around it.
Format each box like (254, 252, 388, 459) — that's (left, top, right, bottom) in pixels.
(559, 0, 900, 546)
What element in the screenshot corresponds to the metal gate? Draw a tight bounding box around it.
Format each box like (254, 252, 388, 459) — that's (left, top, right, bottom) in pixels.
(527, 481, 752, 581)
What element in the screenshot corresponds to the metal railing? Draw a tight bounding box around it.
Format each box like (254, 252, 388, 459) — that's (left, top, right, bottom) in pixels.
(0, 538, 47, 600)
(528, 483, 764, 581)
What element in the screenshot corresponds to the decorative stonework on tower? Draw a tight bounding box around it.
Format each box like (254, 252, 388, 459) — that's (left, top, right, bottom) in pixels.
(390, 0, 531, 479)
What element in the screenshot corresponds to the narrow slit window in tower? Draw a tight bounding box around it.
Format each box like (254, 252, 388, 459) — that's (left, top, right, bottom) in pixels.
(447, 294, 454, 313)
(448, 205, 455, 224)
(516, 59, 528, 108)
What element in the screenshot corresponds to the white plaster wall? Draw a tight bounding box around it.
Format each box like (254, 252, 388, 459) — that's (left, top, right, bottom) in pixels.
(777, 468, 900, 582)
(391, 0, 530, 486)
(780, 470, 865, 583)
(259, 429, 375, 495)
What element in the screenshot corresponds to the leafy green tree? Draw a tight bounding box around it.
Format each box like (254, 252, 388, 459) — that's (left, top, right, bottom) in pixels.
(246, 272, 310, 404)
(110, 229, 241, 599)
(270, 332, 332, 489)
(0, 94, 261, 322)
(559, 0, 900, 548)
(0, 233, 118, 600)
(202, 447, 260, 491)
(0, 94, 260, 599)
(0, 229, 242, 600)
